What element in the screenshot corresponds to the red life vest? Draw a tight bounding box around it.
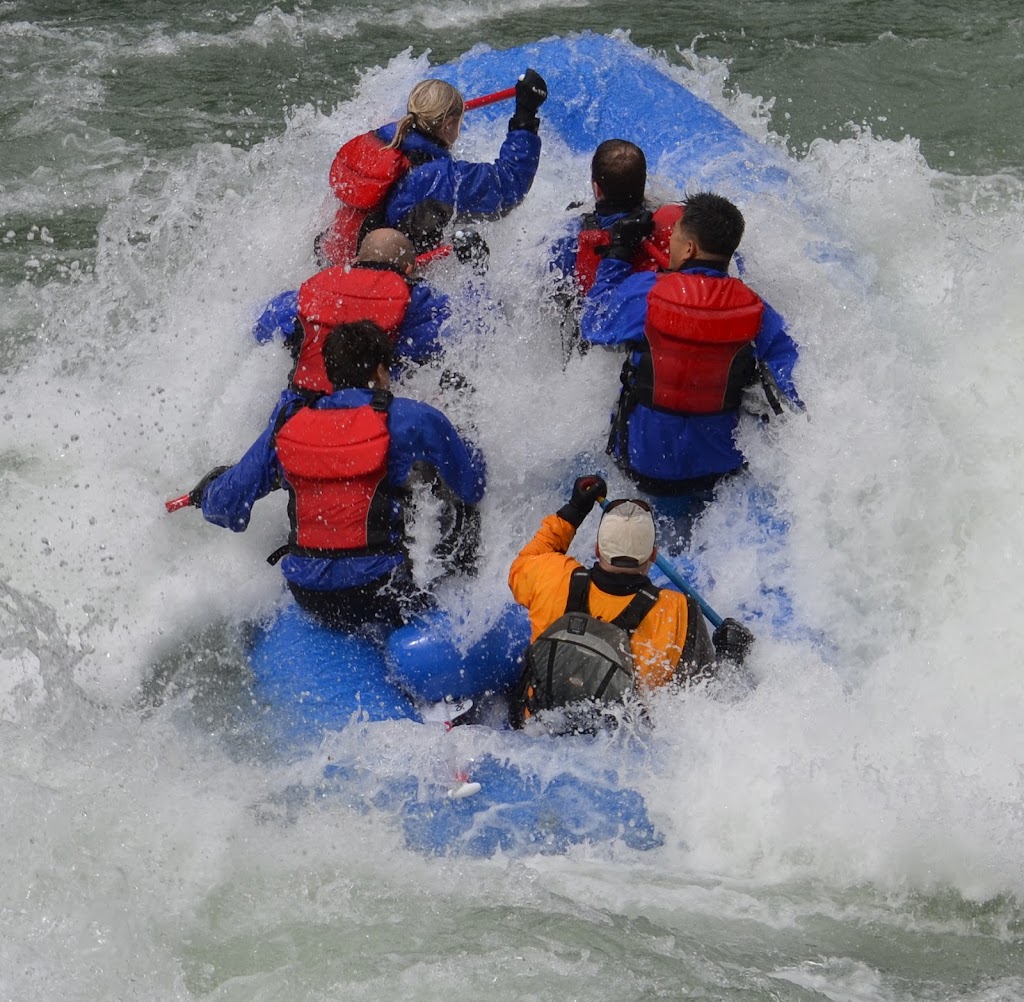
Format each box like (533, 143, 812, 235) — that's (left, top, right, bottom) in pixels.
(273, 395, 398, 557)
(574, 204, 683, 295)
(637, 270, 763, 415)
(293, 265, 411, 394)
(318, 131, 412, 266)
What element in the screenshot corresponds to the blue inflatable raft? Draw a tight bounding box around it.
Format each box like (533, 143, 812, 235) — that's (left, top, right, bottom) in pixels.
(247, 32, 807, 856)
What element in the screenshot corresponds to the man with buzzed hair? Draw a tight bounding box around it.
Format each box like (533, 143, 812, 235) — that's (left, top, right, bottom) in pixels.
(550, 138, 681, 300)
(252, 227, 454, 391)
(356, 225, 418, 270)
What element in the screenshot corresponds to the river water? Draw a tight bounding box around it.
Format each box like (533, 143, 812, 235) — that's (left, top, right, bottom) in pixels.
(2, 1, 1023, 999)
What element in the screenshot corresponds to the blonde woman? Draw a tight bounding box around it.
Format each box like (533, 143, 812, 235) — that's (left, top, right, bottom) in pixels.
(322, 69, 547, 262)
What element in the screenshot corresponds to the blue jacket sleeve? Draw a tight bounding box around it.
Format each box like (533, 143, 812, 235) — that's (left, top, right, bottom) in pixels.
(386, 398, 487, 504)
(580, 264, 654, 347)
(386, 129, 541, 227)
(395, 282, 451, 364)
(199, 396, 299, 530)
(252, 290, 298, 345)
(753, 300, 800, 401)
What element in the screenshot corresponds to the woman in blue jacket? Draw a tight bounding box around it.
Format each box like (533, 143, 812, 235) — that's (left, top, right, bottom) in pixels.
(321, 71, 547, 262)
(380, 72, 547, 250)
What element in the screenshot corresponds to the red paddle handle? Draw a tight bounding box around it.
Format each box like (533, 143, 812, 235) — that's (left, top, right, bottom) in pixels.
(165, 493, 192, 513)
(415, 244, 453, 268)
(641, 238, 670, 269)
(463, 86, 516, 111)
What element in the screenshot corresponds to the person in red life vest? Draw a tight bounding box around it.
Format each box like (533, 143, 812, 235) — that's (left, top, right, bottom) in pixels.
(550, 139, 681, 299)
(508, 475, 747, 728)
(317, 71, 547, 265)
(187, 320, 487, 631)
(255, 229, 455, 396)
(579, 192, 801, 539)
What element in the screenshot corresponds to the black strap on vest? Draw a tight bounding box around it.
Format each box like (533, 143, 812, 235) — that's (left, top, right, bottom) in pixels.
(369, 388, 392, 411)
(563, 567, 660, 633)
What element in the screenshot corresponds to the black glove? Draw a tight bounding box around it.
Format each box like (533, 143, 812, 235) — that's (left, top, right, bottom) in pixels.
(596, 209, 654, 262)
(188, 466, 230, 507)
(712, 617, 755, 665)
(433, 491, 482, 578)
(508, 68, 547, 133)
(400, 198, 454, 254)
(451, 228, 489, 275)
(438, 368, 475, 396)
(556, 474, 607, 528)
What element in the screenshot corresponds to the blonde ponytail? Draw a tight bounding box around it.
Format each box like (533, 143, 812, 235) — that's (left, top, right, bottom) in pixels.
(385, 79, 464, 149)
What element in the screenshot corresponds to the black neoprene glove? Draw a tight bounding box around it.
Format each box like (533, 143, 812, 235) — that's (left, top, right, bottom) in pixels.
(188, 466, 230, 507)
(556, 474, 608, 528)
(508, 68, 548, 134)
(596, 209, 654, 262)
(712, 617, 755, 665)
(452, 228, 489, 274)
(400, 198, 454, 254)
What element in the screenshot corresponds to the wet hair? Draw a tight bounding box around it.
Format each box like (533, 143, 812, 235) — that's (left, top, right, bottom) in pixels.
(386, 79, 465, 150)
(322, 320, 395, 389)
(591, 139, 647, 209)
(680, 191, 745, 258)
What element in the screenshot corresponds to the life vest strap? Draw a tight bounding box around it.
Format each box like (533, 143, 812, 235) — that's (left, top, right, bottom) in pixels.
(564, 567, 661, 633)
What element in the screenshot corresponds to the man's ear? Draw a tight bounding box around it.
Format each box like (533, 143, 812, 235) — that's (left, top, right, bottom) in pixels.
(592, 180, 603, 201)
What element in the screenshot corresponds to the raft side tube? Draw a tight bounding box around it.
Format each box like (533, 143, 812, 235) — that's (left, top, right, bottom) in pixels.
(385, 603, 531, 703)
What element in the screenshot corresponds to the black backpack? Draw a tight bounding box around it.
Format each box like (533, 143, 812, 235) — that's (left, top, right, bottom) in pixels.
(511, 567, 660, 732)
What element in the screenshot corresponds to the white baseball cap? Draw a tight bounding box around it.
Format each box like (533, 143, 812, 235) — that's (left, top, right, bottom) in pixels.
(597, 500, 656, 568)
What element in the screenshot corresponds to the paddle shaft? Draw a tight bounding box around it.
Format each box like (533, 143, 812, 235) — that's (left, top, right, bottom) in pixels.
(641, 238, 669, 270)
(463, 86, 517, 111)
(651, 553, 723, 629)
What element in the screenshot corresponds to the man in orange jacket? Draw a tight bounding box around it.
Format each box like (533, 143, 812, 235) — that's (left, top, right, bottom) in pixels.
(508, 476, 719, 720)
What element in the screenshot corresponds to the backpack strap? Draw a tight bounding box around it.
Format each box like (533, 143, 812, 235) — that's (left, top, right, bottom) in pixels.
(564, 566, 592, 615)
(610, 582, 661, 633)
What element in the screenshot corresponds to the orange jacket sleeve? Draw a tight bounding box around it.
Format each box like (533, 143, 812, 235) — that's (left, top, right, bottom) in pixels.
(508, 513, 583, 642)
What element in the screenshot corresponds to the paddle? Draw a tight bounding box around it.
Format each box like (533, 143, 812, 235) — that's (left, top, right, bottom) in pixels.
(640, 238, 669, 270)
(463, 86, 517, 111)
(414, 244, 451, 268)
(165, 493, 191, 514)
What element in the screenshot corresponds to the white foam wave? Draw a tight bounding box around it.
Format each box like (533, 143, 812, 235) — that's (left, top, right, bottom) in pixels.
(2, 42, 1024, 916)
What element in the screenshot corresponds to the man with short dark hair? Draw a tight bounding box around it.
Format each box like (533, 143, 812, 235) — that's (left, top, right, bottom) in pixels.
(188, 320, 486, 630)
(580, 191, 800, 527)
(549, 139, 681, 299)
